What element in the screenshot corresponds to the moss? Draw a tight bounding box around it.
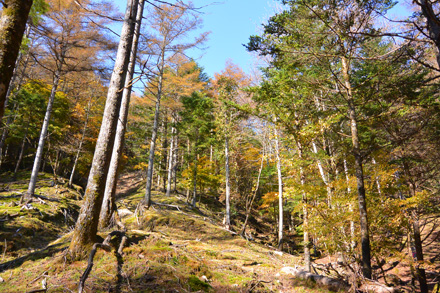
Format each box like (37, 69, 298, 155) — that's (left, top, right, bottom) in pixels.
(187, 275, 212, 292)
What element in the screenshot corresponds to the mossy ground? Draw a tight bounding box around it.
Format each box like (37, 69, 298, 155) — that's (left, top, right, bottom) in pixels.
(0, 171, 332, 292)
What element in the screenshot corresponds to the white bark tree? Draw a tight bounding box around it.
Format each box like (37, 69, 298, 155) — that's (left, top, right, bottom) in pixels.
(69, 0, 139, 257)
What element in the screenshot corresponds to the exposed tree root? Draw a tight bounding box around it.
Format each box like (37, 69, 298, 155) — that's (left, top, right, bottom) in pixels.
(78, 231, 127, 293)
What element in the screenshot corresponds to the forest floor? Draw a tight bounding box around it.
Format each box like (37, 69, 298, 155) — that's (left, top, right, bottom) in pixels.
(0, 171, 324, 292)
(0, 170, 439, 292)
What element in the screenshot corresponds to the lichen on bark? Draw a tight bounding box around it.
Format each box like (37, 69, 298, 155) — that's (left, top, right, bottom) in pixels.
(0, 0, 33, 120)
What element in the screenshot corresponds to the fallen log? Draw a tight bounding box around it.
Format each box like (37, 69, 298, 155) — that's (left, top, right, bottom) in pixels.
(280, 266, 398, 293)
(280, 267, 349, 292)
(360, 280, 398, 293)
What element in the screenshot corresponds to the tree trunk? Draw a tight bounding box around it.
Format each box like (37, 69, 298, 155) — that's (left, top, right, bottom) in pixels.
(69, 97, 93, 187)
(191, 156, 198, 207)
(274, 125, 283, 250)
(311, 140, 332, 207)
(99, 0, 145, 229)
(419, 0, 440, 68)
(342, 56, 372, 279)
(343, 159, 356, 251)
(69, 0, 138, 258)
(166, 116, 176, 197)
(241, 146, 264, 236)
(0, 0, 33, 121)
(297, 140, 310, 272)
(161, 117, 168, 192)
(172, 131, 178, 192)
(224, 134, 231, 230)
(186, 138, 190, 200)
(191, 138, 198, 208)
(0, 40, 31, 168)
(24, 63, 62, 200)
(412, 211, 428, 293)
(144, 37, 166, 208)
(13, 126, 27, 177)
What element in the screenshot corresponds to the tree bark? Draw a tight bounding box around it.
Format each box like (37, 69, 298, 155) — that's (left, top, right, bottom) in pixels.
(342, 56, 372, 279)
(224, 134, 231, 230)
(191, 137, 198, 208)
(69, 97, 92, 188)
(274, 125, 283, 250)
(0, 0, 33, 121)
(99, 0, 145, 229)
(144, 37, 166, 208)
(418, 0, 440, 68)
(191, 155, 198, 207)
(166, 116, 176, 197)
(161, 117, 168, 192)
(311, 140, 332, 207)
(343, 159, 356, 251)
(297, 140, 310, 272)
(241, 146, 264, 237)
(13, 126, 27, 177)
(24, 62, 63, 200)
(412, 211, 428, 293)
(0, 37, 31, 168)
(172, 133, 178, 192)
(69, 0, 138, 258)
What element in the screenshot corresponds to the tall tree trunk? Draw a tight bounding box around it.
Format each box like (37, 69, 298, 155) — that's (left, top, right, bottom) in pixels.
(297, 140, 310, 272)
(69, 97, 93, 187)
(161, 117, 168, 192)
(144, 38, 166, 208)
(342, 56, 372, 279)
(172, 133, 178, 192)
(24, 62, 63, 200)
(191, 137, 198, 208)
(0, 0, 33, 121)
(186, 138, 190, 200)
(343, 159, 356, 251)
(69, 0, 138, 258)
(0, 43, 31, 168)
(418, 0, 440, 68)
(166, 116, 176, 197)
(371, 158, 382, 198)
(411, 211, 428, 293)
(311, 140, 332, 207)
(224, 134, 231, 230)
(13, 126, 28, 177)
(241, 146, 264, 237)
(191, 156, 198, 207)
(99, 0, 145, 229)
(274, 125, 283, 250)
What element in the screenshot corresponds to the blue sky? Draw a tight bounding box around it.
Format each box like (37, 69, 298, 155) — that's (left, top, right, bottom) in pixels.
(113, 0, 411, 79)
(114, 0, 276, 78)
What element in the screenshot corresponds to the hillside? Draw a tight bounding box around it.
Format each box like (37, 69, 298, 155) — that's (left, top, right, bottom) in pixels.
(0, 171, 316, 293)
(1, 171, 439, 292)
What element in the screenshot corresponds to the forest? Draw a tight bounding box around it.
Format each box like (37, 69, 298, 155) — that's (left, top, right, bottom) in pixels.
(0, 0, 439, 292)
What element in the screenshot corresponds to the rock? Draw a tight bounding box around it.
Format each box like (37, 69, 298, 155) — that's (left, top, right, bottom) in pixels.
(280, 266, 298, 275)
(118, 208, 133, 218)
(361, 281, 398, 293)
(281, 267, 350, 292)
(0, 276, 4, 282)
(200, 275, 210, 282)
(273, 251, 283, 256)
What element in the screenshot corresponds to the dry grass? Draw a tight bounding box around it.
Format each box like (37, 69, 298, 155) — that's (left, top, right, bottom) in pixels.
(0, 172, 334, 292)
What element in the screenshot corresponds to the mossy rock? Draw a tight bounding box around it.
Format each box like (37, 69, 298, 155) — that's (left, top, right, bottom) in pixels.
(187, 275, 212, 292)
